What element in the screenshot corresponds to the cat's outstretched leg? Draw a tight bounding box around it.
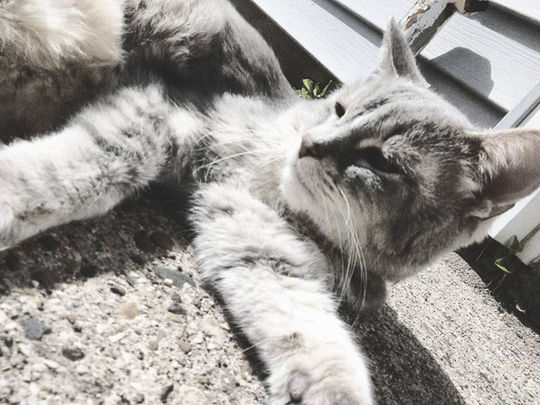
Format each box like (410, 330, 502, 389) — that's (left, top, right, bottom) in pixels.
(193, 184, 373, 405)
(0, 84, 192, 249)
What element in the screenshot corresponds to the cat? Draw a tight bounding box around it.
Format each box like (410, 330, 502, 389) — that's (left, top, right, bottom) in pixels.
(1, 0, 540, 404)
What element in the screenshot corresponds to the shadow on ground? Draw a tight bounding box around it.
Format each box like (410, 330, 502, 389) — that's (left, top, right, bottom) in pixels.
(0, 194, 467, 404)
(356, 306, 465, 405)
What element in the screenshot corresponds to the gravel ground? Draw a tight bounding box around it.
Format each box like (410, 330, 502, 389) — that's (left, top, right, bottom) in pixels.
(0, 197, 538, 404)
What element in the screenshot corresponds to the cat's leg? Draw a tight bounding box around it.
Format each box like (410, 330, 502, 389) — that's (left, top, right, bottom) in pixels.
(0, 84, 193, 249)
(193, 184, 373, 405)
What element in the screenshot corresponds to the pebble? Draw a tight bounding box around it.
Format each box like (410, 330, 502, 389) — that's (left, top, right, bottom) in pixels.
(167, 302, 186, 315)
(176, 385, 208, 405)
(178, 340, 191, 354)
(160, 384, 174, 403)
(21, 316, 52, 341)
(149, 330, 167, 351)
(119, 302, 139, 319)
(62, 346, 85, 361)
(153, 267, 195, 289)
(134, 393, 145, 404)
(65, 314, 77, 324)
(72, 322, 83, 333)
(109, 332, 127, 343)
(150, 231, 176, 250)
(110, 285, 126, 296)
(43, 360, 60, 371)
(200, 316, 224, 339)
(3, 337, 13, 348)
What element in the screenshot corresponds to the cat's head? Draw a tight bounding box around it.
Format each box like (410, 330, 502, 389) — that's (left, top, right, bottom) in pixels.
(280, 19, 540, 282)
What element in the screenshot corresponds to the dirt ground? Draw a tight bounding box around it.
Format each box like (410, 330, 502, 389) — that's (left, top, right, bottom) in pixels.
(1, 196, 538, 405)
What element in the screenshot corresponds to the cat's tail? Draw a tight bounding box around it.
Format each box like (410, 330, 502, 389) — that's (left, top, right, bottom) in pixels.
(0, 0, 125, 68)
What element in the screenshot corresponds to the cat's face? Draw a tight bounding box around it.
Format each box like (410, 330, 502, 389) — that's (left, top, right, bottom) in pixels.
(280, 21, 540, 282)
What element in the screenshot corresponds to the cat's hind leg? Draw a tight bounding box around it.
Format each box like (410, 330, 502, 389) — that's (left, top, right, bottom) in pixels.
(0, 84, 191, 249)
(193, 184, 374, 405)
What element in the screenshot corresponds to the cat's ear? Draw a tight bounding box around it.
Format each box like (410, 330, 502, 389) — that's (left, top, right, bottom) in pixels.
(470, 128, 540, 219)
(377, 19, 427, 86)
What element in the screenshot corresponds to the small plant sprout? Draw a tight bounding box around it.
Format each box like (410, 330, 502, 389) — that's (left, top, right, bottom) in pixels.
(296, 78, 333, 99)
(494, 236, 524, 274)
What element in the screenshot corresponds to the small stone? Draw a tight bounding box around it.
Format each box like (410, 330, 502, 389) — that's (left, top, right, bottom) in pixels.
(21, 316, 52, 341)
(178, 340, 191, 354)
(137, 351, 144, 361)
(76, 364, 89, 374)
(163, 279, 173, 286)
(18, 343, 31, 357)
(109, 332, 127, 343)
(153, 267, 195, 289)
(150, 231, 175, 250)
(43, 360, 60, 371)
(148, 330, 167, 351)
(65, 314, 77, 324)
(110, 285, 126, 296)
(200, 316, 223, 338)
(134, 231, 154, 253)
(177, 386, 208, 405)
(125, 276, 136, 287)
(160, 384, 174, 403)
(72, 323, 83, 333)
(62, 346, 85, 361)
(167, 302, 186, 315)
(134, 393, 145, 404)
(3, 337, 13, 348)
(119, 302, 139, 319)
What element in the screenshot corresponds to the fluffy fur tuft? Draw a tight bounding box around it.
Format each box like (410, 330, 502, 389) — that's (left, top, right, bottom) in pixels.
(0, 0, 124, 68)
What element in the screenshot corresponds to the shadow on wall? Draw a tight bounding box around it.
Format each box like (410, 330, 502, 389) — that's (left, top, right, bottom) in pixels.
(431, 47, 494, 97)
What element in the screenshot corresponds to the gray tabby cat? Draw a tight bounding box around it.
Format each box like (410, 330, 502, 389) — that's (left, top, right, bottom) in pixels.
(1, 0, 540, 404)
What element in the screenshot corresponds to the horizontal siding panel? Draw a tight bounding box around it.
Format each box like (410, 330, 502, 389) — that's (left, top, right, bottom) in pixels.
(490, 0, 540, 26)
(332, 0, 540, 112)
(249, 0, 503, 127)
(250, 0, 381, 83)
(421, 13, 540, 112)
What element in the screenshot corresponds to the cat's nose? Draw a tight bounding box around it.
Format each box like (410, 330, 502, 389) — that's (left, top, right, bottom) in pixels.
(298, 137, 321, 159)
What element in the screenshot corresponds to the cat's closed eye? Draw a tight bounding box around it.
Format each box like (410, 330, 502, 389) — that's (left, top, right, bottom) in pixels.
(352, 147, 400, 175)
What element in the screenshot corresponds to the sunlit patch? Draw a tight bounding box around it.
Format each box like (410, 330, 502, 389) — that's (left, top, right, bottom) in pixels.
(355, 138, 382, 150)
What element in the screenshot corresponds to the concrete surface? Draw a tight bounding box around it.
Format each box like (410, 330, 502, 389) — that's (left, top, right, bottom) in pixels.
(0, 198, 538, 404)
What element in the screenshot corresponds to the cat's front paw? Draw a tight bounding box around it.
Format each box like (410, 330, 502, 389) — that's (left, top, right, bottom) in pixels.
(269, 361, 373, 405)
